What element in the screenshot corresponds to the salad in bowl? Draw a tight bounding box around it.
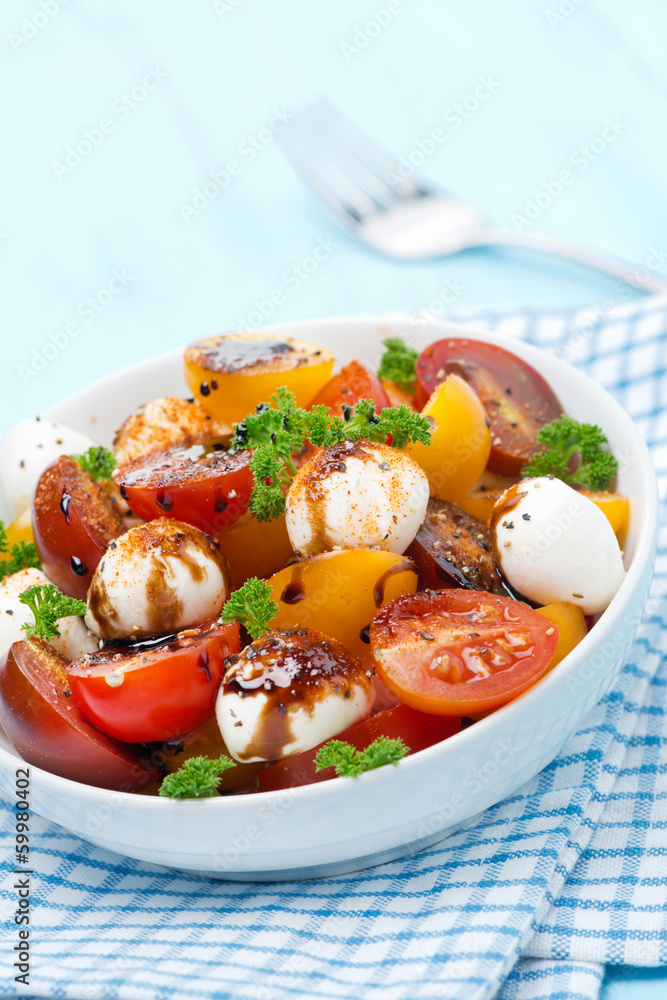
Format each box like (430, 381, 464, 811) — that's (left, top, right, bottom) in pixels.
(0, 317, 656, 879)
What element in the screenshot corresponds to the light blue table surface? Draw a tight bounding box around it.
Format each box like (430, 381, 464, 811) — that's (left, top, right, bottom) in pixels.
(0, 1, 665, 995)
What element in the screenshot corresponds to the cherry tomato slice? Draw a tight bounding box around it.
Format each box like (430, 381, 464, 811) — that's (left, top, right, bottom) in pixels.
(309, 360, 390, 416)
(32, 456, 125, 600)
(416, 339, 562, 475)
(67, 620, 241, 743)
(371, 589, 559, 716)
(184, 333, 334, 424)
(258, 703, 461, 791)
(0, 639, 162, 790)
(115, 442, 253, 535)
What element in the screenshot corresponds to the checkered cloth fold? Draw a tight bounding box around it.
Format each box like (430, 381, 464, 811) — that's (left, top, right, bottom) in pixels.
(1, 295, 666, 1000)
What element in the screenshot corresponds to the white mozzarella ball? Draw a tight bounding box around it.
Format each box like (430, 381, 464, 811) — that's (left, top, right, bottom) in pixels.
(113, 397, 231, 468)
(1, 418, 97, 520)
(286, 440, 429, 558)
(85, 518, 230, 640)
(492, 477, 626, 615)
(216, 628, 374, 762)
(0, 568, 97, 662)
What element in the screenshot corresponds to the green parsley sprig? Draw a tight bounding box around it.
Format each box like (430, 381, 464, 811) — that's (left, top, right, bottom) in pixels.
(219, 577, 278, 640)
(232, 387, 431, 521)
(0, 522, 41, 584)
(72, 445, 117, 481)
(159, 755, 236, 800)
(314, 736, 409, 778)
(18, 584, 87, 642)
(522, 415, 618, 491)
(377, 336, 418, 393)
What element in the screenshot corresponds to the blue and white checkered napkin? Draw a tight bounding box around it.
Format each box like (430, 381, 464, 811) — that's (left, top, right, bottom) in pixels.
(1, 296, 666, 1000)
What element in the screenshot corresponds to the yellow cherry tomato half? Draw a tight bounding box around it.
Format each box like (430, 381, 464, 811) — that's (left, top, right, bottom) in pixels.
(583, 491, 630, 537)
(406, 374, 491, 502)
(536, 602, 587, 672)
(266, 548, 418, 661)
(183, 333, 334, 425)
(455, 470, 518, 523)
(0, 507, 34, 564)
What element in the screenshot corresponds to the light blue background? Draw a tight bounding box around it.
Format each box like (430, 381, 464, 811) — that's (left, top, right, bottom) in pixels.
(0, 1, 665, 994)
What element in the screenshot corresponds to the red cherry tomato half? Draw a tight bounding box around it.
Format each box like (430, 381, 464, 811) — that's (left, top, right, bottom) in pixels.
(32, 456, 125, 599)
(67, 620, 241, 743)
(258, 703, 461, 791)
(115, 442, 253, 535)
(415, 339, 562, 475)
(309, 360, 390, 417)
(371, 589, 559, 716)
(0, 639, 162, 790)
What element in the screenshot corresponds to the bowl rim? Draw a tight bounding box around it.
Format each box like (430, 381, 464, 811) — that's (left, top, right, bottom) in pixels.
(0, 314, 659, 814)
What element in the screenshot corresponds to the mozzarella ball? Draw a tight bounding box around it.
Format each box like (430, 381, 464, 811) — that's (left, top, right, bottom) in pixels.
(85, 518, 230, 640)
(286, 440, 429, 558)
(0, 568, 97, 662)
(0, 418, 97, 520)
(216, 628, 374, 762)
(491, 477, 626, 615)
(113, 397, 231, 467)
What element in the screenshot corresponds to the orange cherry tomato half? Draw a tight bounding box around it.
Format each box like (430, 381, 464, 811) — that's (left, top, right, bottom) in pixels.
(309, 359, 390, 416)
(0, 639, 162, 790)
(67, 620, 241, 743)
(416, 339, 562, 475)
(258, 703, 461, 791)
(184, 333, 334, 424)
(115, 441, 253, 535)
(371, 589, 559, 716)
(380, 377, 417, 410)
(216, 510, 294, 589)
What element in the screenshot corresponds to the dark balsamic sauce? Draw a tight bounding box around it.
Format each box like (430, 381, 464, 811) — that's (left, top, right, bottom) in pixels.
(280, 563, 306, 605)
(70, 556, 87, 576)
(373, 560, 415, 607)
(59, 492, 71, 522)
(156, 490, 174, 512)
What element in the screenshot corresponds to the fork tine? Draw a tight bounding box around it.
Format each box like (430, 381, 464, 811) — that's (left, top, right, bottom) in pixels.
(279, 119, 377, 224)
(293, 104, 402, 209)
(306, 101, 429, 201)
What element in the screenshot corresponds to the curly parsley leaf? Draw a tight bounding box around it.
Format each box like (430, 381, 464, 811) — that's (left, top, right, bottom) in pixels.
(522, 415, 618, 491)
(219, 577, 278, 640)
(19, 584, 86, 642)
(72, 445, 117, 481)
(377, 336, 418, 393)
(248, 443, 294, 522)
(231, 388, 306, 473)
(314, 736, 409, 778)
(158, 755, 236, 800)
(233, 387, 432, 521)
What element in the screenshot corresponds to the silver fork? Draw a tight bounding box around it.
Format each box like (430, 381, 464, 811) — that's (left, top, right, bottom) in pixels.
(279, 100, 667, 294)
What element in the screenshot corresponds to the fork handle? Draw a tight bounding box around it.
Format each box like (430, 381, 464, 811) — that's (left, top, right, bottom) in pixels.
(476, 228, 667, 294)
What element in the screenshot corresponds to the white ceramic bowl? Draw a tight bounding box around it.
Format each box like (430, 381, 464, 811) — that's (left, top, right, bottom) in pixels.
(0, 316, 658, 880)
